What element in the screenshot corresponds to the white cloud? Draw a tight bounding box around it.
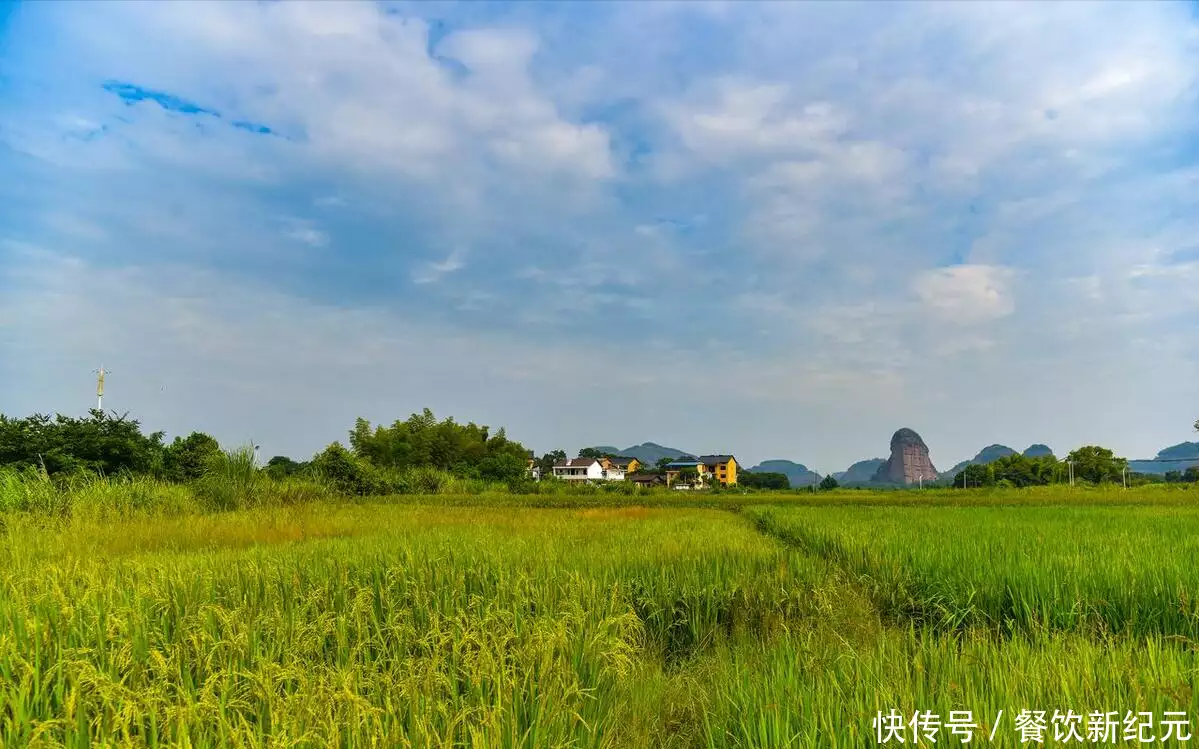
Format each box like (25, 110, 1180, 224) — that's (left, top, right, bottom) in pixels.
(411, 250, 466, 284)
(2, 1, 1198, 471)
(283, 225, 328, 248)
(912, 265, 1018, 325)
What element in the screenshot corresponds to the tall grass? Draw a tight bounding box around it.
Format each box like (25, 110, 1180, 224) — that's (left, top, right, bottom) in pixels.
(0, 505, 837, 747)
(749, 501, 1199, 637)
(4, 485, 1199, 745)
(2, 501, 1197, 747)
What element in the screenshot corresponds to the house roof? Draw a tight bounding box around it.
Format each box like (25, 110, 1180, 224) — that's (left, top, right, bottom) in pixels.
(665, 460, 703, 468)
(607, 456, 637, 467)
(698, 455, 736, 464)
(629, 473, 664, 483)
(554, 458, 600, 468)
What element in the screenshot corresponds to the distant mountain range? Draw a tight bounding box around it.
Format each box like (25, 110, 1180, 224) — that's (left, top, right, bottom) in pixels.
(833, 458, 886, 485)
(937, 444, 1058, 479)
(586, 438, 1199, 483)
(745, 460, 820, 487)
(1129, 442, 1199, 475)
(588, 442, 690, 467)
(1023, 444, 1054, 458)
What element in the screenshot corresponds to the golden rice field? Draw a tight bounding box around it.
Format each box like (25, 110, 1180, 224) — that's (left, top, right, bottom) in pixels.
(1, 485, 1198, 747)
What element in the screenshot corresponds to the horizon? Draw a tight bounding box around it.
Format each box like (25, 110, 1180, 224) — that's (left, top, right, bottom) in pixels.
(2, 1, 1197, 472)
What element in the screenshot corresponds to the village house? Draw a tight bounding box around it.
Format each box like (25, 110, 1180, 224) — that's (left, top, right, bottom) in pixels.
(628, 472, 665, 488)
(700, 455, 738, 485)
(604, 456, 641, 475)
(664, 455, 738, 487)
(552, 457, 626, 482)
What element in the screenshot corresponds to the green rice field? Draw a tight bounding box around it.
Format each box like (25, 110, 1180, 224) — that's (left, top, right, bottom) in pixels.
(2, 485, 1198, 747)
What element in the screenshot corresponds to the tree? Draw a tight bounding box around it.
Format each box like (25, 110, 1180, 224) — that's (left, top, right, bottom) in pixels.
(819, 475, 839, 491)
(954, 462, 994, 488)
(265, 455, 307, 479)
(346, 408, 530, 479)
(537, 449, 566, 475)
(162, 432, 222, 481)
(475, 452, 529, 483)
(578, 447, 606, 459)
(671, 466, 700, 487)
(740, 471, 790, 490)
(1066, 445, 1128, 484)
(655, 457, 674, 471)
(0, 410, 165, 476)
(311, 442, 386, 496)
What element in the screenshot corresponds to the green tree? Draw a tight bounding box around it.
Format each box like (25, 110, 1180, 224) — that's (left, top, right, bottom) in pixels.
(311, 443, 386, 496)
(671, 466, 700, 487)
(655, 457, 673, 471)
(264, 455, 307, 479)
(162, 432, 222, 482)
(1066, 445, 1128, 484)
(347, 408, 530, 479)
(537, 449, 566, 475)
(740, 471, 790, 490)
(954, 462, 995, 488)
(578, 447, 606, 459)
(0, 410, 164, 476)
(818, 475, 839, 491)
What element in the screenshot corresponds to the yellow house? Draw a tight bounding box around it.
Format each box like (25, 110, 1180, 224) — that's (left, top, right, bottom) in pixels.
(699, 455, 738, 485)
(664, 455, 738, 487)
(604, 456, 641, 475)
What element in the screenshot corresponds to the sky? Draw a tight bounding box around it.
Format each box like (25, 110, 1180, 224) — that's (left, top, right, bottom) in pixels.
(1, 1, 1197, 473)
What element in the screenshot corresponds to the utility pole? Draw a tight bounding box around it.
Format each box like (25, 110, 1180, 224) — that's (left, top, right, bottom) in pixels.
(93, 365, 110, 411)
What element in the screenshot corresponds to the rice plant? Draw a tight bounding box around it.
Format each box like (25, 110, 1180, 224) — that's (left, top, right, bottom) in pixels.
(2, 488, 1197, 746)
(747, 498, 1199, 638)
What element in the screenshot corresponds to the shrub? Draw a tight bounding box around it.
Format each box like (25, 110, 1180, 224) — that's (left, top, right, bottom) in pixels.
(195, 445, 263, 511)
(309, 443, 388, 496)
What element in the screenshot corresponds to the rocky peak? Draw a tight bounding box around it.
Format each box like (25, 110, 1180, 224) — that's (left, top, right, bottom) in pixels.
(874, 427, 939, 485)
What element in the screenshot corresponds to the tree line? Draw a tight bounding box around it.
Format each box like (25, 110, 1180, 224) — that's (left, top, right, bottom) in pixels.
(951, 443, 1199, 488)
(3, 410, 1195, 493)
(0, 408, 532, 493)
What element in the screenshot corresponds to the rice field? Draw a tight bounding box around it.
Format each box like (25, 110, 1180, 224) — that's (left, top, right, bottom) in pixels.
(745, 500, 1199, 637)
(1, 486, 1197, 747)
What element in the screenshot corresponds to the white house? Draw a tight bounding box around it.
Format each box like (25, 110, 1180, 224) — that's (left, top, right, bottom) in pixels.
(552, 457, 626, 482)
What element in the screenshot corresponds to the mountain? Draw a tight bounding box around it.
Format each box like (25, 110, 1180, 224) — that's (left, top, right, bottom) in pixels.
(746, 460, 819, 487)
(587, 442, 690, 467)
(1158, 442, 1199, 460)
(941, 444, 1018, 479)
(1022, 444, 1054, 458)
(1129, 441, 1199, 475)
(833, 458, 885, 485)
(873, 428, 939, 485)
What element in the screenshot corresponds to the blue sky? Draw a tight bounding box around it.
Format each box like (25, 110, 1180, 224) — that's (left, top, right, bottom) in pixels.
(1, 1, 1197, 472)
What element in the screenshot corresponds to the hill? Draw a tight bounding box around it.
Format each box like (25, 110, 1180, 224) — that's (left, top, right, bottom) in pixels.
(833, 458, 885, 486)
(1129, 441, 1199, 475)
(1023, 444, 1054, 458)
(746, 460, 819, 487)
(586, 442, 691, 466)
(941, 444, 1018, 479)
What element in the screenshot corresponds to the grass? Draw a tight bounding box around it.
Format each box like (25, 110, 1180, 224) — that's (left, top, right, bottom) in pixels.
(1, 479, 1198, 746)
(746, 496, 1199, 638)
